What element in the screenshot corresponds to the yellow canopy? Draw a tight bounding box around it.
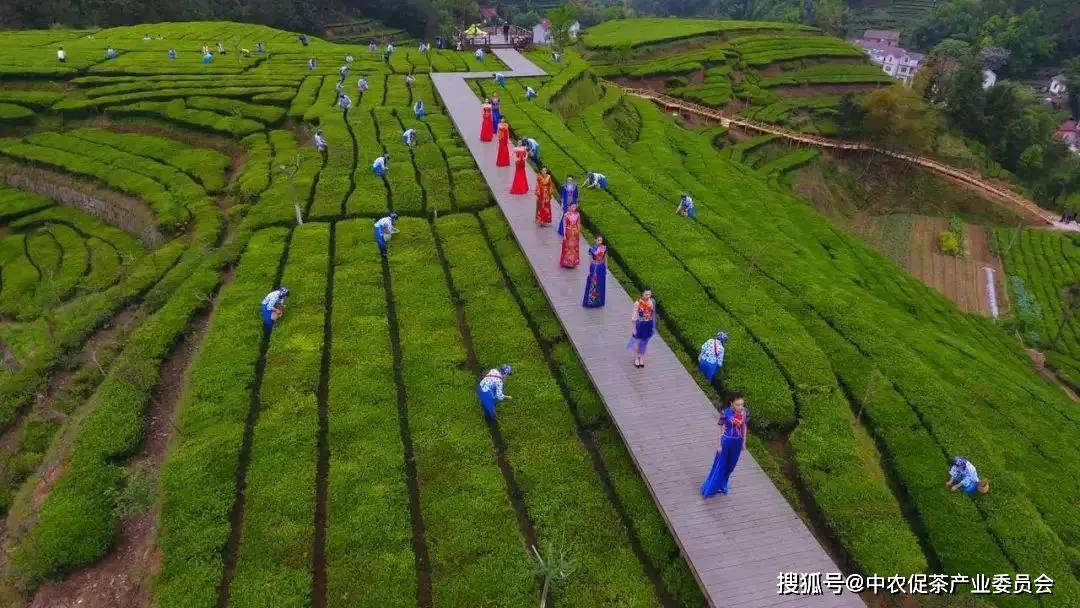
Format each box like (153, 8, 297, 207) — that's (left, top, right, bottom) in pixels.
(464, 24, 486, 36)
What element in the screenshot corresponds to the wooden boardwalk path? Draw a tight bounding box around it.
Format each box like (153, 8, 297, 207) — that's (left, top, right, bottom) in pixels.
(432, 50, 864, 607)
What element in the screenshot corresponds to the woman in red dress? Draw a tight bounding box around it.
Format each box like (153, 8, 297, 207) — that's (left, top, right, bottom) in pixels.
(509, 142, 529, 194)
(480, 103, 493, 142)
(560, 203, 581, 268)
(535, 167, 553, 226)
(496, 119, 511, 167)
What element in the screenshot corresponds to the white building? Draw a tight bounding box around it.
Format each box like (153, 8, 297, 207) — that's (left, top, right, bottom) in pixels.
(982, 69, 997, 89)
(532, 18, 579, 45)
(1049, 74, 1067, 96)
(533, 19, 551, 45)
(852, 30, 924, 85)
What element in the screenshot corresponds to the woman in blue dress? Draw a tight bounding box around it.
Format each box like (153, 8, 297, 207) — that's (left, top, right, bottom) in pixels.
(628, 290, 656, 368)
(701, 391, 749, 497)
(583, 235, 607, 308)
(490, 94, 502, 131)
(477, 364, 513, 419)
(557, 176, 578, 236)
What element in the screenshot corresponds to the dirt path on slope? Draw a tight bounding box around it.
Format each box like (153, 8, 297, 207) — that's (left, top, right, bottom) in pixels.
(27, 310, 212, 608)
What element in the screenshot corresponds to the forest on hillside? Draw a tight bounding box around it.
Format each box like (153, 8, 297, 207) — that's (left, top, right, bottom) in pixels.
(2, 0, 1077, 69)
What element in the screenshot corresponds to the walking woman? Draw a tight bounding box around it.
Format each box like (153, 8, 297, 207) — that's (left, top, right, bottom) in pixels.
(490, 93, 502, 129)
(701, 392, 749, 497)
(480, 102, 494, 142)
(509, 142, 530, 194)
(496, 119, 511, 167)
(628, 290, 656, 368)
(535, 167, 553, 226)
(557, 176, 578, 236)
(583, 235, 606, 308)
(560, 203, 581, 268)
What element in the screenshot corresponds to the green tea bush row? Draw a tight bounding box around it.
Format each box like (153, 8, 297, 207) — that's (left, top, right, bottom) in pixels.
(389, 218, 536, 606)
(4, 132, 189, 233)
(582, 17, 815, 50)
(288, 75, 322, 120)
(324, 219, 415, 606)
(106, 100, 264, 136)
(373, 107, 423, 212)
(730, 35, 864, 66)
(759, 63, 893, 87)
(0, 231, 56, 318)
(0, 90, 64, 109)
(477, 206, 704, 605)
(0, 186, 52, 221)
(0, 103, 35, 124)
(235, 132, 272, 200)
(0, 240, 183, 435)
(227, 223, 327, 608)
(186, 96, 286, 125)
(307, 79, 355, 219)
(423, 114, 489, 210)
(246, 131, 321, 228)
(54, 86, 290, 113)
(155, 227, 287, 608)
(8, 239, 225, 586)
(438, 213, 668, 605)
(67, 127, 230, 193)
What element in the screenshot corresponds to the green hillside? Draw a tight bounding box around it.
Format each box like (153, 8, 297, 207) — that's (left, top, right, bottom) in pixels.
(582, 17, 893, 136)
(0, 18, 1076, 608)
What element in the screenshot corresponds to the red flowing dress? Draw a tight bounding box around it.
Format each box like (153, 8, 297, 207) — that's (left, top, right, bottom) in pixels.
(480, 104, 493, 142)
(535, 172, 553, 225)
(509, 146, 529, 194)
(560, 209, 581, 268)
(496, 122, 510, 167)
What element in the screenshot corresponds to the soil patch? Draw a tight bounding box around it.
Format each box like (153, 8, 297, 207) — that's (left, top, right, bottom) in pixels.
(27, 309, 212, 608)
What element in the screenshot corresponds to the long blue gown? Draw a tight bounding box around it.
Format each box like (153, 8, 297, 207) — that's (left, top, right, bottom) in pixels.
(491, 98, 501, 131)
(701, 406, 749, 496)
(557, 184, 578, 236)
(583, 245, 607, 308)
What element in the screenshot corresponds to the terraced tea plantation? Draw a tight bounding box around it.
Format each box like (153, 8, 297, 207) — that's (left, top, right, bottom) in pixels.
(584, 17, 894, 135)
(0, 22, 701, 608)
(0, 17, 1076, 608)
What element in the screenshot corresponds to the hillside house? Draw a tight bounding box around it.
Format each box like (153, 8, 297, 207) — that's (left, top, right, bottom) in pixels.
(479, 5, 499, 24)
(853, 34, 924, 85)
(531, 18, 579, 44)
(533, 19, 551, 44)
(1057, 120, 1080, 153)
(982, 69, 997, 89)
(862, 29, 901, 47)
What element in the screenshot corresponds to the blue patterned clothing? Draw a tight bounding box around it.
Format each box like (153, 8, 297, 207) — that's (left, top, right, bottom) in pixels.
(478, 370, 506, 401)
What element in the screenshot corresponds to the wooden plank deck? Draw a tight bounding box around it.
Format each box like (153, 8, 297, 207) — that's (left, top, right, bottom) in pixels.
(431, 50, 864, 608)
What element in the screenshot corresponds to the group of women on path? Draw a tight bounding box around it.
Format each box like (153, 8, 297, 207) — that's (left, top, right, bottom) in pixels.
(470, 69, 761, 497)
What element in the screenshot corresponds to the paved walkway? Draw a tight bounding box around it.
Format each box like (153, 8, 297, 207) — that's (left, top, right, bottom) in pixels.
(432, 49, 864, 608)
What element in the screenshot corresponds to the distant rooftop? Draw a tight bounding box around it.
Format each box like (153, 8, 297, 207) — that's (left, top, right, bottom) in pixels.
(863, 29, 900, 41)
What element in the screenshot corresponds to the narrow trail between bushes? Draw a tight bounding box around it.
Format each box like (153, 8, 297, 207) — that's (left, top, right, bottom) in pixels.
(620, 87, 1065, 228)
(431, 49, 860, 608)
(29, 306, 213, 608)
